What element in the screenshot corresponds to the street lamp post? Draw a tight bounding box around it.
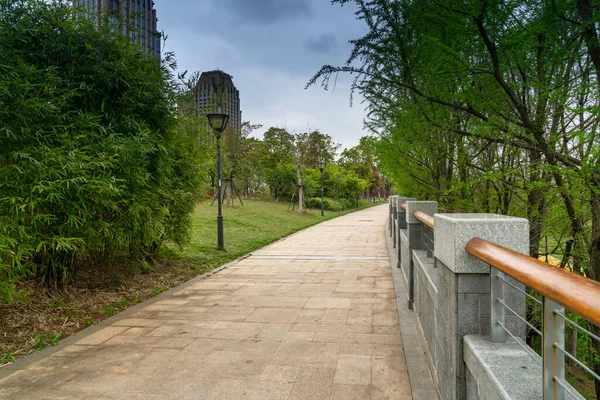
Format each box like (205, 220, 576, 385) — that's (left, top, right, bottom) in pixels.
(207, 111, 230, 250)
(318, 161, 326, 217)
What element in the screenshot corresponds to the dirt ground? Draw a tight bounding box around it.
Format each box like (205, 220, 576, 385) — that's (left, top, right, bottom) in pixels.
(0, 255, 205, 366)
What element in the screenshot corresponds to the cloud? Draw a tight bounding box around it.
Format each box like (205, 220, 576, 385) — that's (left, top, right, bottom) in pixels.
(154, 0, 369, 150)
(235, 66, 367, 150)
(304, 34, 338, 55)
(222, 0, 312, 24)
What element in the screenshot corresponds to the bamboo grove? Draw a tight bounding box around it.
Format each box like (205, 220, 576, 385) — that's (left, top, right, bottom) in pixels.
(0, 0, 219, 302)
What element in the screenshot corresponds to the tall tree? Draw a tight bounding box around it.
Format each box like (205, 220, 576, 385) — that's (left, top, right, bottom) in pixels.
(222, 121, 262, 205)
(309, 0, 600, 392)
(262, 127, 296, 200)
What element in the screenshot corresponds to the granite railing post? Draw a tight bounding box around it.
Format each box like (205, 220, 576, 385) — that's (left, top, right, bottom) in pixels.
(396, 197, 412, 240)
(396, 197, 415, 267)
(396, 197, 415, 297)
(405, 201, 438, 309)
(394, 197, 402, 252)
(388, 195, 395, 237)
(433, 214, 529, 400)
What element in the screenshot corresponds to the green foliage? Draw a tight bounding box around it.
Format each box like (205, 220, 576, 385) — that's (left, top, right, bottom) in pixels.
(0, 0, 211, 302)
(149, 285, 169, 297)
(339, 141, 377, 189)
(306, 198, 324, 210)
(84, 316, 94, 327)
(301, 169, 322, 199)
(0, 351, 15, 365)
(237, 125, 379, 207)
(101, 298, 135, 316)
(100, 306, 116, 316)
(267, 164, 297, 200)
(262, 128, 295, 168)
(301, 164, 369, 206)
(236, 125, 267, 196)
(306, 197, 354, 211)
(295, 130, 339, 168)
(31, 332, 61, 350)
(322, 165, 369, 200)
(138, 260, 153, 275)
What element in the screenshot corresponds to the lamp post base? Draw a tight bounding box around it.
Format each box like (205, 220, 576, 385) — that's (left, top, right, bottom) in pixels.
(217, 214, 224, 250)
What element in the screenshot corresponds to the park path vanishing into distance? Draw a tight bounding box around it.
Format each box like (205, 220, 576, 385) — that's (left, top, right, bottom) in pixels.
(0, 205, 416, 399)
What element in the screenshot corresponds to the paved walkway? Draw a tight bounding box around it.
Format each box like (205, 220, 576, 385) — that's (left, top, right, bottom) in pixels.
(0, 205, 413, 399)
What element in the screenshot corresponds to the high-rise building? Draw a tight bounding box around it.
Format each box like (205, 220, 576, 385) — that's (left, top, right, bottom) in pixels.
(74, 0, 161, 59)
(195, 71, 242, 132)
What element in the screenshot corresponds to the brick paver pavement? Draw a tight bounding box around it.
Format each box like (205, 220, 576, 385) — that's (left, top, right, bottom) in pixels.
(0, 204, 412, 399)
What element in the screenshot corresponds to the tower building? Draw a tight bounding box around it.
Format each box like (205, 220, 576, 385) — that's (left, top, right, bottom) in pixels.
(195, 71, 242, 132)
(74, 0, 161, 59)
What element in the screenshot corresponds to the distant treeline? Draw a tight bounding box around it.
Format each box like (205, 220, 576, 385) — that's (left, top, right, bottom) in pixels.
(214, 124, 387, 210)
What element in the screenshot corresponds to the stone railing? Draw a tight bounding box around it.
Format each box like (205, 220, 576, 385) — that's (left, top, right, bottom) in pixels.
(388, 196, 588, 400)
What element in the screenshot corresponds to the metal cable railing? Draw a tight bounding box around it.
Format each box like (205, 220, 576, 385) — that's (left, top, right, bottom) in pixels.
(467, 237, 600, 399)
(398, 202, 407, 230)
(400, 204, 435, 258)
(413, 210, 434, 259)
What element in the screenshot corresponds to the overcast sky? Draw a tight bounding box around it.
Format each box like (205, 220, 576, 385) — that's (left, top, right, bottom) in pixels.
(153, 0, 369, 151)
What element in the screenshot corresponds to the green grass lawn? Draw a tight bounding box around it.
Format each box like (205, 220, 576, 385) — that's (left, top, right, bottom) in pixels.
(173, 198, 372, 273)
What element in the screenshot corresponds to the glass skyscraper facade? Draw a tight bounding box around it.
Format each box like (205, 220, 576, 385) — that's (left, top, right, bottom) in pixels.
(74, 0, 160, 59)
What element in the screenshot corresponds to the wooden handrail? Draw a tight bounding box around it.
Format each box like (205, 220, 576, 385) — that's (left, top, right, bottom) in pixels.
(466, 237, 600, 327)
(414, 210, 435, 229)
(398, 202, 435, 228)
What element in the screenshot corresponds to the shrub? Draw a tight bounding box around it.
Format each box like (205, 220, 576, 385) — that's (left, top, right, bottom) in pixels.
(339, 198, 355, 210)
(306, 197, 356, 211)
(305, 197, 322, 209)
(301, 169, 321, 199)
(324, 199, 344, 211)
(358, 199, 374, 208)
(0, 0, 211, 302)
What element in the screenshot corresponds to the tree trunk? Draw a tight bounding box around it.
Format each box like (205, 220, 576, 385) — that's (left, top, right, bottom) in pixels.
(527, 150, 545, 258)
(567, 325, 578, 359)
(296, 165, 304, 212)
(482, 180, 490, 213)
(566, 14, 600, 393)
(226, 163, 232, 206)
(588, 190, 600, 400)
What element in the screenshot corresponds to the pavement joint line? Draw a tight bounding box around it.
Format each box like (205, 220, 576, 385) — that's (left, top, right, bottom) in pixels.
(307, 224, 379, 227)
(247, 255, 387, 260)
